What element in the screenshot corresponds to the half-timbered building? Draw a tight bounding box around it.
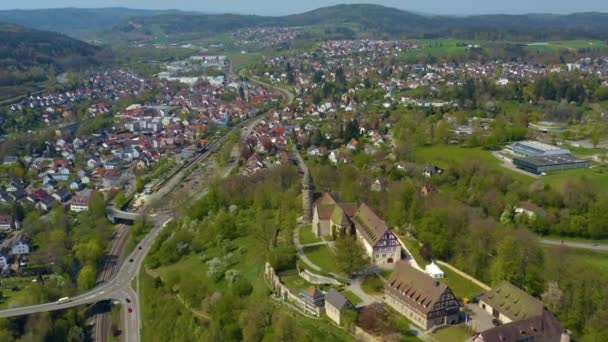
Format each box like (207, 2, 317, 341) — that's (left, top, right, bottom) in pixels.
(384, 261, 460, 330)
(351, 203, 401, 264)
(311, 193, 401, 264)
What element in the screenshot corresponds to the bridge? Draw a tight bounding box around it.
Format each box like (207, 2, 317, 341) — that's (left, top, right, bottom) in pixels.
(106, 206, 151, 224)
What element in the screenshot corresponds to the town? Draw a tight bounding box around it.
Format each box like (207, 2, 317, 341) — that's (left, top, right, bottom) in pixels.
(0, 3, 607, 342)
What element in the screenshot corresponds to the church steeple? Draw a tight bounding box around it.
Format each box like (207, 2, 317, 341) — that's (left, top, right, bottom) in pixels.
(302, 169, 313, 223)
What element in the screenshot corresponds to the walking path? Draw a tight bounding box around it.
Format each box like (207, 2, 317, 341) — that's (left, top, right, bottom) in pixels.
(301, 241, 331, 248)
(540, 239, 608, 251)
(293, 225, 322, 272)
(346, 277, 379, 307)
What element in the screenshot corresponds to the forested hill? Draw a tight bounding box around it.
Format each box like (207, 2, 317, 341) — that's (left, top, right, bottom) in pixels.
(0, 8, 177, 35)
(0, 24, 100, 88)
(115, 4, 608, 41)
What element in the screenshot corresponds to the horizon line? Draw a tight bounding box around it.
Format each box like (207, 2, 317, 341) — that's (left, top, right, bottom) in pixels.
(0, 5, 607, 17)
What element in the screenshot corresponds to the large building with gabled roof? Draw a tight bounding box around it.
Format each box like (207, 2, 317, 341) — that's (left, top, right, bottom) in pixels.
(384, 261, 460, 330)
(311, 192, 401, 264)
(478, 281, 544, 324)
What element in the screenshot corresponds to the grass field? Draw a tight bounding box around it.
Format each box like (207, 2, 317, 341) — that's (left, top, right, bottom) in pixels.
(431, 324, 474, 342)
(299, 225, 322, 245)
(399, 234, 423, 264)
(303, 244, 341, 275)
(361, 274, 384, 295)
(280, 270, 313, 292)
(402, 39, 481, 58)
(440, 266, 486, 300)
(341, 290, 363, 305)
(413, 145, 534, 184)
(554, 247, 608, 279)
(413, 145, 608, 193)
(226, 52, 262, 71)
(402, 39, 608, 59)
(525, 40, 607, 51)
(542, 167, 608, 193)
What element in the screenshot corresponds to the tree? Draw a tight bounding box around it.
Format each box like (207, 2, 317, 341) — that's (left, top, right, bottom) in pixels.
(334, 235, 370, 275)
(67, 326, 85, 342)
(419, 243, 433, 261)
(88, 192, 106, 218)
(590, 127, 602, 149)
(77, 264, 96, 290)
(113, 191, 127, 209)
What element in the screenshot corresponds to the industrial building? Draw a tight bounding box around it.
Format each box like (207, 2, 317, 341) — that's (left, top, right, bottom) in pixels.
(510, 141, 571, 157)
(513, 154, 589, 175)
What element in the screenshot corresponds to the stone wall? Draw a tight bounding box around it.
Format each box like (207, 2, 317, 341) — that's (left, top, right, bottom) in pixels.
(264, 262, 322, 317)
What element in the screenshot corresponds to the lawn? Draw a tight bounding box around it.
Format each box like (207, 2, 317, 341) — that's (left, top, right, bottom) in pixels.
(398, 234, 423, 265)
(303, 244, 341, 275)
(413, 145, 534, 184)
(0, 277, 42, 309)
(341, 290, 363, 305)
(439, 266, 486, 300)
(543, 246, 608, 280)
(431, 324, 474, 342)
(524, 40, 607, 52)
(279, 270, 313, 293)
(402, 39, 482, 58)
(541, 167, 608, 194)
(361, 274, 384, 295)
(299, 225, 322, 245)
(225, 52, 262, 71)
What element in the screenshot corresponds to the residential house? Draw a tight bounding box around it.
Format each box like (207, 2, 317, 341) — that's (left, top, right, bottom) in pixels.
(71, 189, 94, 212)
(423, 165, 444, 178)
(52, 187, 72, 203)
(370, 179, 386, 192)
(0, 215, 12, 230)
(299, 287, 325, 316)
(105, 157, 122, 170)
(37, 196, 55, 212)
(384, 261, 460, 330)
(12, 241, 30, 255)
(102, 169, 122, 189)
(420, 184, 436, 197)
(325, 288, 354, 325)
(346, 138, 359, 151)
(70, 178, 83, 190)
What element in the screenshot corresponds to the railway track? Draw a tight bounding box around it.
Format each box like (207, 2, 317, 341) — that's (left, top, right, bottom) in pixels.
(93, 224, 130, 342)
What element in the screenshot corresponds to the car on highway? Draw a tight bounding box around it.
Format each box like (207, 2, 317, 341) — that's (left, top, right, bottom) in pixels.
(57, 297, 71, 304)
(128, 307, 133, 313)
(592, 243, 599, 247)
(138, 246, 142, 250)
(126, 297, 131, 303)
(129, 258, 134, 262)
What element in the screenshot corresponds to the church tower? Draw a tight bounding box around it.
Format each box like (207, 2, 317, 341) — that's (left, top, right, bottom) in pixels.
(302, 169, 313, 223)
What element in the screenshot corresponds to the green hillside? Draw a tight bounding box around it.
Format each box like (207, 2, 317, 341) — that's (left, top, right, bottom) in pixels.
(109, 4, 608, 42)
(0, 23, 100, 95)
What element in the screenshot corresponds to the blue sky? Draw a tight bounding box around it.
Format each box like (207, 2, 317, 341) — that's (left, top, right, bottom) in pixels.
(2, 0, 607, 15)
